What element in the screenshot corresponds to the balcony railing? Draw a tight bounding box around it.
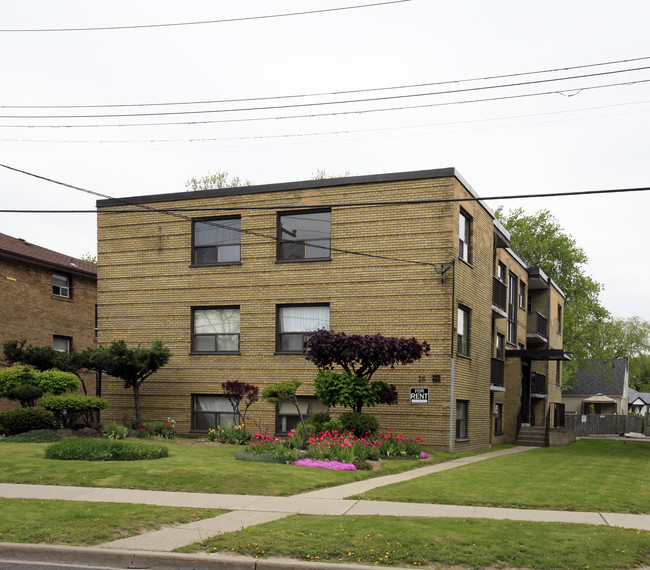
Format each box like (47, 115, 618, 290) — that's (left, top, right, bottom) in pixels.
(491, 358, 505, 387)
(531, 371, 547, 394)
(527, 311, 548, 343)
(492, 277, 507, 313)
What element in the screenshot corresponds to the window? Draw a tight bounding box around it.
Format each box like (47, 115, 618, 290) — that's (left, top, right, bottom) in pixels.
(192, 307, 240, 353)
(94, 305, 98, 340)
(193, 217, 241, 265)
(52, 272, 70, 298)
(557, 304, 563, 334)
(276, 397, 328, 434)
(496, 262, 506, 282)
(494, 403, 503, 435)
(458, 210, 472, 263)
(191, 395, 238, 431)
(456, 400, 468, 440)
(53, 335, 71, 353)
(278, 210, 331, 261)
(507, 273, 518, 344)
(519, 280, 526, 309)
(495, 333, 505, 360)
(277, 304, 329, 353)
(556, 360, 562, 386)
(457, 306, 470, 357)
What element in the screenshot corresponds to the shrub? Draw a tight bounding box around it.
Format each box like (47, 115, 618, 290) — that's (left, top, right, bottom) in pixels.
(153, 418, 176, 439)
(45, 438, 169, 461)
(36, 369, 80, 395)
(0, 407, 54, 435)
(7, 382, 43, 407)
(340, 411, 380, 437)
(0, 429, 61, 443)
(102, 422, 129, 439)
(39, 395, 109, 428)
(0, 366, 37, 399)
(135, 423, 157, 438)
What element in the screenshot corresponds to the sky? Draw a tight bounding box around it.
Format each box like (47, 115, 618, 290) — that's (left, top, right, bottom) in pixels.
(1, 0, 649, 321)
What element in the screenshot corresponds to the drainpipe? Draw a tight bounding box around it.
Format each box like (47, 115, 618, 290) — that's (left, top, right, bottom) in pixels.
(449, 259, 456, 452)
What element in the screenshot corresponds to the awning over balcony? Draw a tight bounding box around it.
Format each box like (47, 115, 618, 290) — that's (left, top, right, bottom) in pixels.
(505, 348, 572, 361)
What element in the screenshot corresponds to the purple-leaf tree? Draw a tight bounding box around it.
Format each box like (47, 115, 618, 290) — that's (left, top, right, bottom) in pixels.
(306, 330, 430, 413)
(222, 380, 259, 430)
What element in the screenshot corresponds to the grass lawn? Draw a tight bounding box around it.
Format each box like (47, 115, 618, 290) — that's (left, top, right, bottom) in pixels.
(0, 438, 486, 496)
(0, 498, 221, 546)
(357, 440, 650, 513)
(178, 514, 650, 569)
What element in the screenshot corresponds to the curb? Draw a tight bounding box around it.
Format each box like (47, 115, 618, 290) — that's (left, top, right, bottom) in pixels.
(0, 542, 411, 570)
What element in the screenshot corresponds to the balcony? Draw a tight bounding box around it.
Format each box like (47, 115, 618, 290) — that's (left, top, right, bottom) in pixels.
(527, 311, 548, 346)
(531, 371, 547, 396)
(491, 358, 505, 388)
(492, 277, 507, 318)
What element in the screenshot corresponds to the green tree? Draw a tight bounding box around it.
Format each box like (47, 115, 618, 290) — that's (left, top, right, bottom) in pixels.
(496, 209, 609, 371)
(261, 379, 307, 449)
(311, 169, 351, 180)
(185, 171, 252, 192)
(582, 317, 650, 361)
(630, 354, 650, 392)
(104, 340, 172, 423)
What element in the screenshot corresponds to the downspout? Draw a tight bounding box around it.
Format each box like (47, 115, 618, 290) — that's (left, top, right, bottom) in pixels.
(449, 258, 456, 452)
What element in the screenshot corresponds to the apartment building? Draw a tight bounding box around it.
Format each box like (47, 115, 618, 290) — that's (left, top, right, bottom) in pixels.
(96, 168, 568, 450)
(0, 232, 97, 409)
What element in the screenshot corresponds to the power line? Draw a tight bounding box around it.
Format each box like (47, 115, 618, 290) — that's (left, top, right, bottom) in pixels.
(0, 1, 411, 33)
(3, 77, 649, 129)
(3, 66, 650, 120)
(3, 55, 648, 110)
(2, 100, 649, 145)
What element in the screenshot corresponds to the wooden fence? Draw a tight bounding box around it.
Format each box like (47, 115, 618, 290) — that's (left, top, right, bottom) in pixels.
(564, 414, 644, 436)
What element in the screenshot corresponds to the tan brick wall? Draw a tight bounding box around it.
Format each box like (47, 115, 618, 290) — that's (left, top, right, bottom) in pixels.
(0, 256, 97, 409)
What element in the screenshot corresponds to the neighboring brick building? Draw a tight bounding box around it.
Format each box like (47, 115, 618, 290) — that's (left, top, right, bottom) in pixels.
(0, 232, 98, 408)
(96, 168, 568, 450)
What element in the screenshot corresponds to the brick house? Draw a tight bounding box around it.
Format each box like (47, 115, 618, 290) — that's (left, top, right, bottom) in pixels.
(0, 232, 98, 408)
(96, 168, 568, 450)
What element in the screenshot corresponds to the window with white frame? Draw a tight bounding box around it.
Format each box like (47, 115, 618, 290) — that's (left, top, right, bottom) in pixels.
(458, 210, 472, 263)
(192, 307, 240, 353)
(276, 397, 328, 434)
(277, 304, 329, 353)
(53, 335, 71, 353)
(191, 395, 238, 431)
(457, 306, 470, 357)
(52, 272, 70, 298)
(192, 217, 241, 265)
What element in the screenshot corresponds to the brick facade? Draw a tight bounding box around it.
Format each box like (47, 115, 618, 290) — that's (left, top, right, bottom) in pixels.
(96, 169, 566, 450)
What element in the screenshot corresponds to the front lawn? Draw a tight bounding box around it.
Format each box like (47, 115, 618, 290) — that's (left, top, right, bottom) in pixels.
(179, 514, 650, 569)
(0, 498, 220, 546)
(357, 440, 650, 513)
(0, 438, 479, 496)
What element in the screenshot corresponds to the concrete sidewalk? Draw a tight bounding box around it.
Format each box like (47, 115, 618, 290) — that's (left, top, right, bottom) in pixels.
(1, 444, 649, 567)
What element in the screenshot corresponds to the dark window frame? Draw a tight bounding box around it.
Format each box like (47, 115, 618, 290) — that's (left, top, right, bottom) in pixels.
(52, 271, 71, 299)
(494, 403, 504, 435)
(495, 332, 505, 360)
(456, 399, 469, 440)
(191, 306, 241, 354)
(497, 261, 506, 283)
(276, 303, 330, 354)
(457, 305, 470, 357)
(53, 335, 72, 353)
(519, 280, 526, 310)
(190, 394, 239, 432)
(275, 396, 328, 434)
(458, 209, 472, 265)
(557, 304, 563, 334)
(191, 216, 242, 266)
(507, 273, 518, 345)
(276, 208, 331, 262)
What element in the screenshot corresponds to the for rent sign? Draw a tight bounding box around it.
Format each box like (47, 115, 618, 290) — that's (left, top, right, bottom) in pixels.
(410, 387, 429, 404)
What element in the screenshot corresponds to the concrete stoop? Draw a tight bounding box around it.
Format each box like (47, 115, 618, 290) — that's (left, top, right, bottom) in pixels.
(516, 426, 547, 447)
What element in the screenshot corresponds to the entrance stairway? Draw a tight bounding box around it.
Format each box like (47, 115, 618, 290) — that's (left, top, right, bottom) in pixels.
(516, 425, 547, 447)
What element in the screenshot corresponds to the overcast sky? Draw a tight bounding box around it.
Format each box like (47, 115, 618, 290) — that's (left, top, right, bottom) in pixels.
(1, 0, 649, 321)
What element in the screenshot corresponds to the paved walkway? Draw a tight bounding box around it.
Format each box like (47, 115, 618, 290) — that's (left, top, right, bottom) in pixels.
(1, 445, 649, 569)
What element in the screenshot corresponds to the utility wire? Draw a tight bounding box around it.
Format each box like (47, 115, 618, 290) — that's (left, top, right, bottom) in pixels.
(3, 66, 649, 120)
(3, 55, 648, 110)
(0, 1, 411, 32)
(2, 100, 649, 144)
(3, 78, 648, 129)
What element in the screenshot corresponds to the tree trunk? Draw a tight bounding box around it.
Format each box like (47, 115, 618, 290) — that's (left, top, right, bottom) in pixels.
(293, 397, 308, 449)
(133, 383, 142, 423)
